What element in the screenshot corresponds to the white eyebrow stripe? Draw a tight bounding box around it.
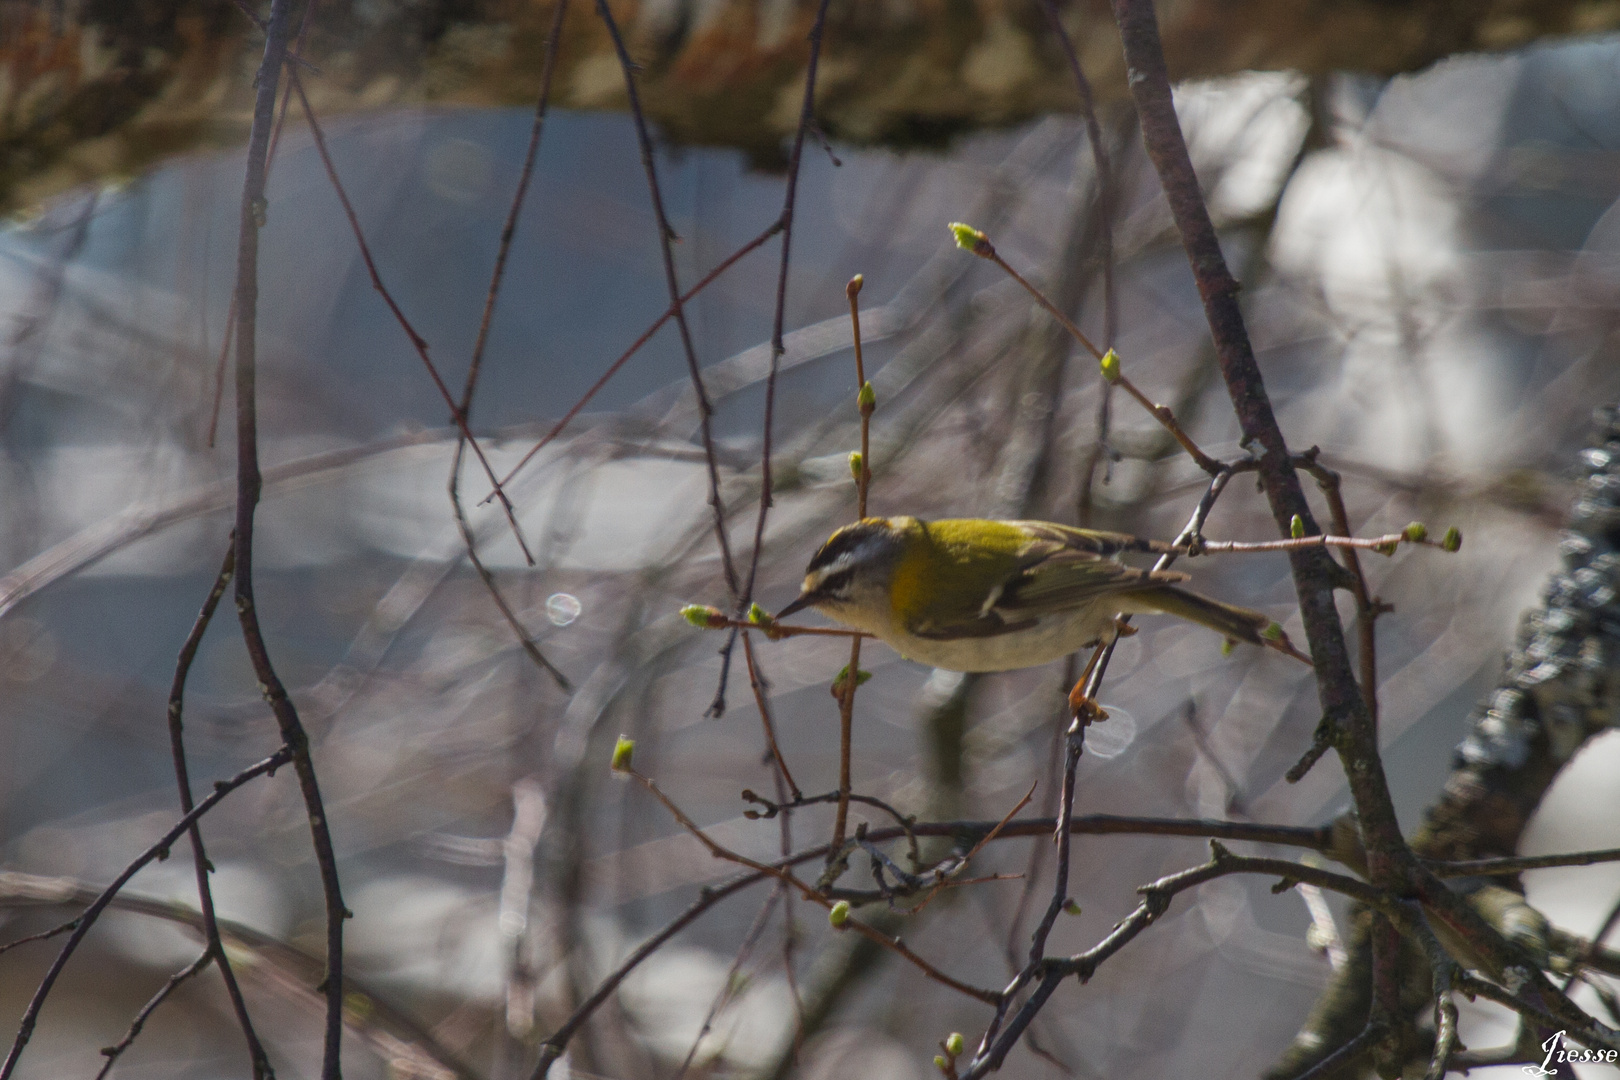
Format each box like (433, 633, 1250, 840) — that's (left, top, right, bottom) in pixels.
(817, 551, 860, 578)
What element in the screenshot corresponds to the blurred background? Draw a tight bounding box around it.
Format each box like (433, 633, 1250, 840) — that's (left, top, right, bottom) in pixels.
(3, 2, 1620, 1078)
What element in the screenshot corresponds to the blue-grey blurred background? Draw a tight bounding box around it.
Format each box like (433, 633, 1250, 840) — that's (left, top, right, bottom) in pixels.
(3, 30, 1620, 1080)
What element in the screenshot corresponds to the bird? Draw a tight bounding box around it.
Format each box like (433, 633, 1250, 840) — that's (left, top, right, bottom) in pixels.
(775, 516, 1310, 672)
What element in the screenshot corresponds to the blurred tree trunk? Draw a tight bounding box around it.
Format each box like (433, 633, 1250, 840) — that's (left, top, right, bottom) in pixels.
(3, 0, 1616, 214)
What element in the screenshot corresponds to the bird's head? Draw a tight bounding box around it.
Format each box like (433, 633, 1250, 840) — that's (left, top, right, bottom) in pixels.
(777, 517, 909, 623)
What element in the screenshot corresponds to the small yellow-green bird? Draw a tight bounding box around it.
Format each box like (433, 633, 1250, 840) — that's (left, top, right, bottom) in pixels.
(776, 516, 1310, 672)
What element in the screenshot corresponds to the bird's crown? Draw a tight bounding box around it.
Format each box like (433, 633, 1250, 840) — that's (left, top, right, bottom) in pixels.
(805, 517, 908, 578)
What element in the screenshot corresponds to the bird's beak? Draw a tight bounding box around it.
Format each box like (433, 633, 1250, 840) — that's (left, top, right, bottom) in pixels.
(776, 592, 816, 620)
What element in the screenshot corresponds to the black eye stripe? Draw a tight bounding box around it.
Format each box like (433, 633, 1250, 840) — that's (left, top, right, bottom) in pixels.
(819, 569, 854, 595)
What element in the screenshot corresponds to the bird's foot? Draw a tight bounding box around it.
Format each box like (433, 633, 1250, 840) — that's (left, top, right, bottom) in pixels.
(1066, 682, 1109, 727)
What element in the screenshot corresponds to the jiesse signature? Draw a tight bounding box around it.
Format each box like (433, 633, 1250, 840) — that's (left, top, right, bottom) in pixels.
(1523, 1030, 1620, 1076)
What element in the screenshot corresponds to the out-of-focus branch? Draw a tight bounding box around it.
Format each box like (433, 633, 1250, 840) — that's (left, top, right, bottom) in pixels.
(9, 0, 1620, 219)
(0, 870, 480, 1080)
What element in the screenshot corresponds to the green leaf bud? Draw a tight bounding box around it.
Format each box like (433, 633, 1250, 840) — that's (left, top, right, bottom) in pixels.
(1098, 349, 1122, 384)
(1261, 622, 1284, 642)
(948, 221, 990, 255)
(681, 604, 726, 628)
(1402, 521, 1428, 543)
(846, 273, 864, 298)
(1289, 514, 1305, 539)
(1221, 639, 1235, 656)
(828, 900, 851, 927)
(833, 664, 873, 687)
(934, 1056, 949, 1073)
(748, 602, 773, 626)
(849, 450, 863, 479)
(1063, 899, 1082, 915)
(857, 381, 876, 414)
(610, 736, 635, 773)
(831, 665, 874, 697)
(945, 1033, 965, 1057)
(1442, 526, 1462, 553)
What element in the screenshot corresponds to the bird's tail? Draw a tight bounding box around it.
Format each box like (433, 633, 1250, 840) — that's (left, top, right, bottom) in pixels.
(1138, 586, 1312, 665)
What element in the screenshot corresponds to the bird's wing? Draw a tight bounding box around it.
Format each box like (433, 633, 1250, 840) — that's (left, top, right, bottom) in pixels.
(904, 526, 1184, 640)
(1008, 521, 1177, 558)
(993, 552, 1187, 620)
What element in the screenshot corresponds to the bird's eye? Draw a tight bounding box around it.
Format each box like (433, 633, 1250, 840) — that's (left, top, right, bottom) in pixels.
(819, 569, 853, 598)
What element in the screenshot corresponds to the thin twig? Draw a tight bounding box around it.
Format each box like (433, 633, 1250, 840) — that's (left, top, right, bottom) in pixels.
(1426, 847, 1620, 877)
(167, 539, 274, 1078)
(1404, 909, 1461, 1080)
(953, 223, 1226, 476)
(445, 0, 572, 688)
(0, 922, 75, 959)
(697, 0, 838, 720)
(742, 632, 802, 799)
(671, 889, 780, 1080)
(694, 612, 872, 640)
(209, 0, 314, 448)
(850, 275, 872, 517)
(449, 504, 569, 687)
(1296, 453, 1384, 725)
(739, 0, 837, 610)
(93, 950, 214, 1080)
(743, 790, 919, 862)
(906, 783, 1036, 915)
(1288, 1024, 1385, 1080)
(1035, 0, 1116, 363)
(460, 0, 567, 417)
(1115, 374, 1223, 474)
(831, 271, 871, 862)
(1043, 0, 1121, 524)
(492, 221, 784, 494)
(592, 0, 741, 605)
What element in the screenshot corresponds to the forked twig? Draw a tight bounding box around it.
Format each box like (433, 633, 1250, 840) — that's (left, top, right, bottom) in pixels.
(447, 0, 572, 688)
(906, 783, 1035, 915)
(287, 70, 535, 565)
(166, 539, 274, 1078)
(491, 221, 784, 494)
(0, 750, 292, 1080)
